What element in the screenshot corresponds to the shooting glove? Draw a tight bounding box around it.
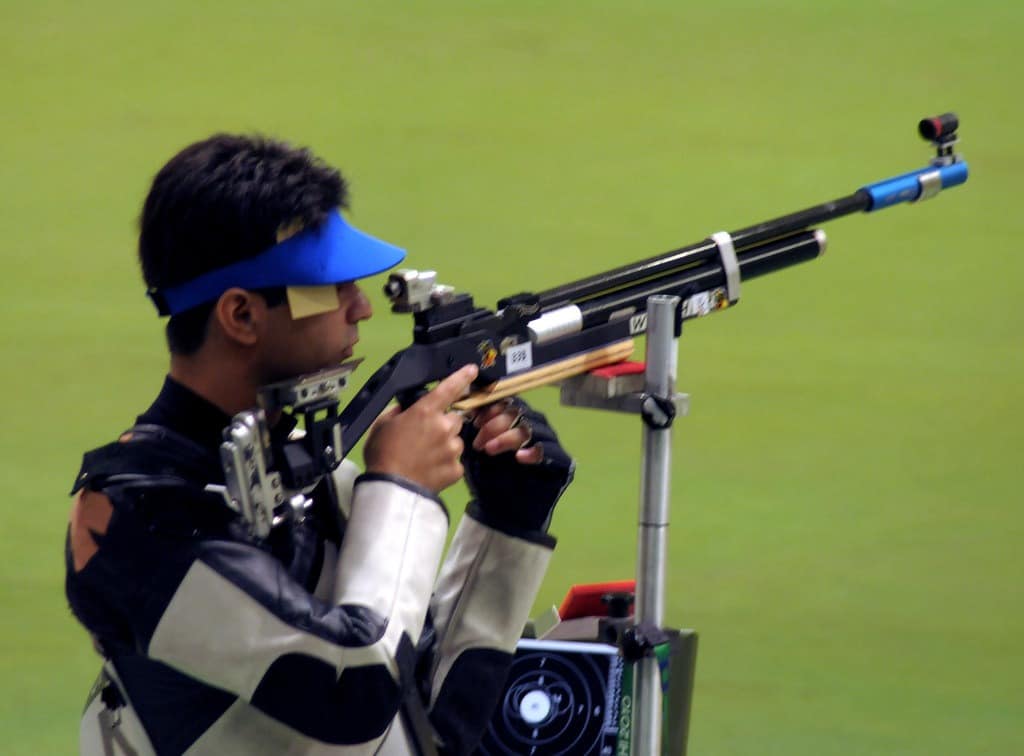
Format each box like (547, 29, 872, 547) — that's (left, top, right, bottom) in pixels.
(460, 398, 575, 539)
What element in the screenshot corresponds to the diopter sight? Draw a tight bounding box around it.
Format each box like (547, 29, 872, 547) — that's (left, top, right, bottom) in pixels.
(385, 269, 457, 313)
(918, 112, 961, 167)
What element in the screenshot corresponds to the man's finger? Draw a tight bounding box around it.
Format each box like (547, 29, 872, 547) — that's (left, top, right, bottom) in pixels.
(483, 427, 533, 456)
(420, 364, 479, 411)
(472, 398, 514, 428)
(515, 445, 544, 465)
(369, 403, 401, 428)
(473, 412, 518, 450)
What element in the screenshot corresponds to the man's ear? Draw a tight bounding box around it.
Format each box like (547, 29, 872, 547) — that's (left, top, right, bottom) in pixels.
(213, 288, 266, 346)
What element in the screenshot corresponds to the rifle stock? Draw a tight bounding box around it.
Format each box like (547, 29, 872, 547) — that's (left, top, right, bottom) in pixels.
(452, 340, 636, 411)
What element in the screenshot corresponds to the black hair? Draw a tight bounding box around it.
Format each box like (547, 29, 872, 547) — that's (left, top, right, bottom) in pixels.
(138, 134, 348, 354)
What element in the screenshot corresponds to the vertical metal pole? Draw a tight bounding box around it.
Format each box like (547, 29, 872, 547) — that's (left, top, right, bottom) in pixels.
(633, 295, 680, 756)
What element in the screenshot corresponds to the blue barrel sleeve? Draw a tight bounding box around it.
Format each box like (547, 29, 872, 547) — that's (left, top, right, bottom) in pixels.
(861, 161, 969, 211)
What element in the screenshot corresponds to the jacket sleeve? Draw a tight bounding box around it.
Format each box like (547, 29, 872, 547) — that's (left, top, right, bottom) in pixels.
(425, 510, 554, 753)
(78, 472, 449, 747)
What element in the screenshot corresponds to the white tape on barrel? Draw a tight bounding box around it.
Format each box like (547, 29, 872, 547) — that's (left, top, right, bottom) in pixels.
(710, 231, 740, 303)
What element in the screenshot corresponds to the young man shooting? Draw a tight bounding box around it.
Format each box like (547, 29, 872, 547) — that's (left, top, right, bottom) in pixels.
(66, 134, 574, 755)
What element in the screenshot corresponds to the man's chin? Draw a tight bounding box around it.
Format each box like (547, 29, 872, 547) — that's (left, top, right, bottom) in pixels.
(311, 350, 354, 373)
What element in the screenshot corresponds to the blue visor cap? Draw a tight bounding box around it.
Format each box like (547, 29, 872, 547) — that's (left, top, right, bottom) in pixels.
(150, 210, 406, 316)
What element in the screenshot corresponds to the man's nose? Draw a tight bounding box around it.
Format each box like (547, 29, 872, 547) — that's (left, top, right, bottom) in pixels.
(350, 285, 373, 322)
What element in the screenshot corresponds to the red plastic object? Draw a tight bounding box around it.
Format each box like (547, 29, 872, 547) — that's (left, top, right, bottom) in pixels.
(590, 361, 646, 379)
(558, 580, 636, 620)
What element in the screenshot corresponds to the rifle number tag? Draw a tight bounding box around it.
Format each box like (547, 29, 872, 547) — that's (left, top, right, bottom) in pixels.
(629, 313, 648, 335)
(505, 342, 533, 374)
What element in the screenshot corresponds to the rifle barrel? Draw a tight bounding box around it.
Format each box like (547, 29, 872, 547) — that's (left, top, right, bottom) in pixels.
(534, 190, 870, 310)
(573, 229, 826, 329)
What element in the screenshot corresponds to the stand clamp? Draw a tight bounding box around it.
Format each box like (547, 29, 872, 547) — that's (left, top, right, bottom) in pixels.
(620, 622, 674, 664)
(641, 394, 678, 429)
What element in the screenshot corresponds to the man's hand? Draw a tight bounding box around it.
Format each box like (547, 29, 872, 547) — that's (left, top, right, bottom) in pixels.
(364, 364, 478, 494)
(467, 400, 543, 465)
(460, 398, 575, 535)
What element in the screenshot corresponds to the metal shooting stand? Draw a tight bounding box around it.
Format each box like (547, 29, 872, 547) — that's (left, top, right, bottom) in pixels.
(560, 295, 690, 756)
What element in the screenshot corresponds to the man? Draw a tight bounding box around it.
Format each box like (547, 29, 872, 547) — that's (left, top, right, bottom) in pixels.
(66, 134, 575, 755)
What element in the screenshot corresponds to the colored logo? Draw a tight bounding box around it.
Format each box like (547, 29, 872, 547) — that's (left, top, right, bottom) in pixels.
(478, 341, 498, 369)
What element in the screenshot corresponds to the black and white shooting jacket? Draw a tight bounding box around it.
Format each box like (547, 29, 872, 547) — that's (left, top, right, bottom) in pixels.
(66, 378, 553, 755)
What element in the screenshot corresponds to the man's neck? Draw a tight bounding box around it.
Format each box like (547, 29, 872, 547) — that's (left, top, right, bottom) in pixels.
(169, 356, 260, 417)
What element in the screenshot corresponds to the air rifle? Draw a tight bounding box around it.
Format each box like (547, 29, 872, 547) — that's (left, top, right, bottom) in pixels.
(335, 114, 967, 456)
(218, 114, 967, 540)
